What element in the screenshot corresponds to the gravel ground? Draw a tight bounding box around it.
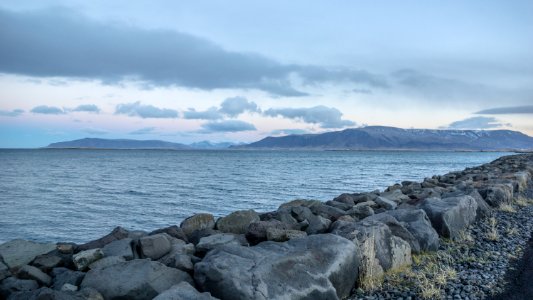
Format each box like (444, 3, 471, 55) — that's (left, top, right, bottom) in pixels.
(349, 202, 533, 300)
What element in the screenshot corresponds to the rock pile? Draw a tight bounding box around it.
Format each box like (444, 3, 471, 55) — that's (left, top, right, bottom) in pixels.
(0, 154, 532, 300)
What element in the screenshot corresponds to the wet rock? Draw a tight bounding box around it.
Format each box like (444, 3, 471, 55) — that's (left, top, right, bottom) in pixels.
(216, 210, 260, 234)
(77, 227, 129, 251)
(180, 214, 216, 238)
(72, 249, 104, 271)
(266, 228, 307, 242)
(80, 259, 193, 300)
(278, 199, 322, 209)
(420, 196, 478, 239)
(137, 234, 172, 260)
(153, 282, 217, 300)
(195, 234, 359, 300)
(101, 238, 134, 260)
(17, 265, 52, 286)
(0, 240, 56, 269)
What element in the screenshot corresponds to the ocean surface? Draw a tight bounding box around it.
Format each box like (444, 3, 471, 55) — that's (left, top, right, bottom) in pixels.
(0, 149, 512, 243)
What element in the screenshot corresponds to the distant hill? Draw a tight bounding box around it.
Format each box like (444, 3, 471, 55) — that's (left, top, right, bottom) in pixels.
(46, 138, 191, 149)
(238, 126, 533, 151)
(188, 141, 244, 149)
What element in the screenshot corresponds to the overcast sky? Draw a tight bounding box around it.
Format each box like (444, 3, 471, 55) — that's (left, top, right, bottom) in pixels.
(1, 0, 532, 147)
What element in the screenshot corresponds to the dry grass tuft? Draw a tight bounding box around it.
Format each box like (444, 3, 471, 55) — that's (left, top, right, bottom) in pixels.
(499, 203, 517, 213)
(486, 217, 499, 241)
(514, 196, 533, 207)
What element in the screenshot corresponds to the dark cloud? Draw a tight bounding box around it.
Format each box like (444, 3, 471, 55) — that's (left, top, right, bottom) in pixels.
(183, 107, 223, 120)
(264, 105, 355, 128)
(72, 104, 100, 113)
(200, 120, 257, 132)
(0, 109, 24, 117)
(31, 105, 64, 114)
(219, 97, 260, 117)
(115, 102, 178, 118)
(475, 105, 533, 115)
(271, 129, 310, 135)
(129, 127, 156, 135)
(0, 8, 385, 96)
(445, 116, 508, 130)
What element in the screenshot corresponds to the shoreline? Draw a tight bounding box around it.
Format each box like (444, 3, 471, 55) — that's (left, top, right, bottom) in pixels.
(1, 153, 532, 299)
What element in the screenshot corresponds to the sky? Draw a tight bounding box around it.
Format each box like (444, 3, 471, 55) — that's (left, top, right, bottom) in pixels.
(0, 0, 532, 147)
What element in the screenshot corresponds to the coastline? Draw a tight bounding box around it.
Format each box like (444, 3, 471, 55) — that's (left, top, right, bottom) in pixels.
(1, 153, 532, 299)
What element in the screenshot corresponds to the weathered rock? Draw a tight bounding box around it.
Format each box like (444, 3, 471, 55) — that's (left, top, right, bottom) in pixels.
(56, 243, 75, 254)
(88, 256, 125, 270)
(17, 265, 52, 286)
(365, 213, 421, 254)
(309, 203, 347, 220)
(290, 206, 314, 222)
(305, 214, 332, 234)
(380, 189, 410, 203)
(72, 249, 104, 271)
(326, 200, 353, 211)
(137, 234, 172, 260)
(245, 220, 290, 245)
(0, 277, 39, 298)
(1, 260, 11, 281)
(80, 259, 192, 300)
(101, 238, 134, 260)
(0, 240, 56, 269)
(31, 253, 64, 273)
(386, 209, 439, 251)
(346, 204, 374, 220)
(216, 210, 260, 234)
(374, 196, 398, 210)
(153, 282, 218, 300)
(195, 234, 359, 300)
(196, 233, 247, 255)
(443, 188, 491, 219)
(479, 184, 513, 207)
(278, 199, 322, 209)
(180, 214, 216, 238)
(266, 228, 307, 242)
(420, 196, 478, 239)
(353, 193, 378, 204)
(187, 229, 221, 245)
(77, 227, 129, 251)
(157, 239, 195, 267)
(150, 225, 188, 242)
(7, 287, 104, 300)
(333, 193, 356, 206)
(51, 268, 85, 290)
(172, 254, 194, 272)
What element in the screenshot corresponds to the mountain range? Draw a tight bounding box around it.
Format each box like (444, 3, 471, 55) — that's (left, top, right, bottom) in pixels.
(45, 126, 533, 151)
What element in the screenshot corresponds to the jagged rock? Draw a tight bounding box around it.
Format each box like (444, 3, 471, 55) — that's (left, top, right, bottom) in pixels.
(88, 256, 125, 270)
(266, 228, 307, 242)
(72, 249, 104, 271)
(195, 234, 359, 300)
(337, 215, 356, 222)
(0, 240, 56, 269)
(137, 234, 172, 260)
(157, 239, 196, 271)
(386, 209, 440, 251)
(80, 259, 192, 300)
(365, 213, 421, 254)
(0, 277, 39, 298)
(172, 254, 194, 272)
(17, 265, 52, 286)
(245, 220, 290, 245)
(180, 214, 216, 238)
(420, 196, 478, 239)
(216, 210, 260, 234)
(149, 225, 188, 242)
(77, 227, 129, 251)
(374, 196, 398, 210)
(153, 282, 218, 300)
(290, 206, 314, 222)
(196, 233, 247, 255)
(51, 268, 85, 290)
(443, 188, 491, 218)
(101, 238, 134, 260)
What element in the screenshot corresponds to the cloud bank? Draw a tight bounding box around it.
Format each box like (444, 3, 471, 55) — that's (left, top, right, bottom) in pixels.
(475, 105, 533, 115)
(72, 104, 100, 113)
(115, 102, 178, 118)
(0, 109, 24, 117)
(446, 116, 507, 130)
(264, 105, 355, 128)
(31, 105, 64, 115)
(201, 120, 257, 132)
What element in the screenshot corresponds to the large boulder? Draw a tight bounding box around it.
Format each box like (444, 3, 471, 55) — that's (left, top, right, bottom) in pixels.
(153, 282, 218, 300)
(149, 226, 188, 242)
(386, 209, 439, 251)
(216, 210, 260, 234)
(419, 196, 478, 239)
(309, 203, 346, 221)
(195, 234, 359, 300)
(365, 213, 421, 254)
(0, 277, 39, 299)
(77, 227, 130, 251)
(51, 268, 86, 290)
(245, 220, 290, 245)
(266, 228, 307, 242)
(180, 214, 216, 238)
(196, 233, 247, 255)
(443, 188, 491, 219)
(0, 240, 56, 269)
(80, 259, 192, 300)
(478, 184, 513, 207)
(101, 238, 134, 260)
(72, 249, 104, 271)
(136, 234, 172, 260)
(374, 197, 397, 210)
(17, 265, 52, 286)
(31, 252, 65, 273)
(7, 287, 104, 300)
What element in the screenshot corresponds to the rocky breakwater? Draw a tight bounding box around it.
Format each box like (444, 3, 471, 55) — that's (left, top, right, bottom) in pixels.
(1, 154, 532, 300)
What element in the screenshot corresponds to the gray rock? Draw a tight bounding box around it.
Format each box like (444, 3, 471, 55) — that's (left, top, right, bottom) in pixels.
(187, 229, 221, 245)
(88, 256, 125, 270)
(353, 193, 378, 204)
(180, 214, 216, 238)
(137, 234, 172, 260)
(305, 214, 332, 234)
(77, 227, 129, 251)
(365, 213, 421, 254)
(60, 283, 78, 292)
(479, 184, 513, 207)
(149, 226, 188, 242)
(346, 204, 374, 220)
(419, 196, 478, 239)
(245, 220, 290, 245)
(31, 253, 64, 273)
(374, 196, 398, 210)
(195, 234, 359, 300)
(266, 228, 307, 242)
(333, 193, 356, 206)
(1, 261, 10, 281)
(7, 287, 104, 300)
(309, 203, 347, 220)
(72, 249, 104, 271)
(56, 243, 75, 254)
(17, 265, 52, 286)
(0, 277, 39, 299)
(443, 188, 491, 219)
(153, 282, 217, 300)
(196, 233, 247, 254)
(386, 209, 440, 251)
(80, 259, 192, 300)
(326, 200, 353, 211)
(0, 240, 56, 269)
(158, 239, 196, 267)
(380, 189, 410, 203)
(216, 210, 260, 234)
(51, 268, 85, 290)
(278, 199, 322, 209)
(101, 238, 134, 260)
(172, 254, 194, 272)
